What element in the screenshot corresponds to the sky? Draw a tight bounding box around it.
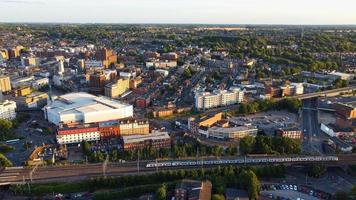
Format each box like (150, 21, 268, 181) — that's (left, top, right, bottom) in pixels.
(0, 0, 355, 24)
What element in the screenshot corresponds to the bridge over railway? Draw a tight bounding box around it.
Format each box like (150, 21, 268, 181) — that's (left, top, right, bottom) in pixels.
(0, 155, 356, 186)
(289, 86, 356, 100)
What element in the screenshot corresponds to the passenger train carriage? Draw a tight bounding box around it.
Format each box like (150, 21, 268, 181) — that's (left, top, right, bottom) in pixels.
(145, 156, 338, 168)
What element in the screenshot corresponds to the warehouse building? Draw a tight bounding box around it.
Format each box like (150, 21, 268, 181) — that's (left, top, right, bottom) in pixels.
(43, 92, 133, 125)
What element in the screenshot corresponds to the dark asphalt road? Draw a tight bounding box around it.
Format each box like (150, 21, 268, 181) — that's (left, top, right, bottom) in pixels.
(301, 98, 323, 155)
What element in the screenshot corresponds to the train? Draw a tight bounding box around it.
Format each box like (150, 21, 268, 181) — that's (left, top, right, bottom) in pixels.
(145, 156, 338, 168)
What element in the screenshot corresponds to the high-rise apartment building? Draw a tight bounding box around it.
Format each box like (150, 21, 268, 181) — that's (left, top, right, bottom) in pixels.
(89, 72, 106, 94)
(104, 78, 130, 98)
(0, 76, 11, 93)
(58, 60, 65, 75)
(0, 49, 8, 60)
(21, 57, 39, 67)
(7, 45, 23, 59)
(95, 48, 117, 68)
(0, 100, 17, 120)
(195, 88, 244, 110)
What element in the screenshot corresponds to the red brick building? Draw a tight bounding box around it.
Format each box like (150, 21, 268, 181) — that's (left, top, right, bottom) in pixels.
(98, 121, 120, 139)
(89, 72, 106, 94)
(175, 180, 212, 200)
(136, 96, 150, 108)
(275, 127, 302, 140)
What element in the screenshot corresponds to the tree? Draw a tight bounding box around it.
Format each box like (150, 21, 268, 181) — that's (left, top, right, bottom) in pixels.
(0, 153, 13, 167)
(254, 136, 272, 154)
(351, 185, 356, 198)
(305, 163, 326, 178)
(0, 119, 13, 133)
(212, 145, 223, 157)
(239, 136, 256, 155)
(110, 150, 118, 162)
(333, 79, 348, 89)
(211, 176, 225, 194)
(276, 98, 301, 113)
(335, 191, 348, 200)
(156, 184, 167, 200)
(212, 194, 225, 200)
(272, 137, 301, 154)
(239, 170, 260, 200)
(225, 145, 236, 156)
(238, 104, 248, 114)
(81, 140, 91, 156)
(246, 170, 260, 200)
(183, 68, 192, 78)
(0, 144, 14, 153)
(168, 34, 177, 40)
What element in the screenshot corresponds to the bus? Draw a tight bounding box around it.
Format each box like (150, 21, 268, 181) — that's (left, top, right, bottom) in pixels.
(5, 139, 20, 144)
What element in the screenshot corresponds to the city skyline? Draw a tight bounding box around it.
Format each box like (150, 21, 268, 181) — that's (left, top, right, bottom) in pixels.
(0, 0, 356, 24)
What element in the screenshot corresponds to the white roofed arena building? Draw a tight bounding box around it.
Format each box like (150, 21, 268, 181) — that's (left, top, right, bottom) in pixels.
(43, 92, 133, 126)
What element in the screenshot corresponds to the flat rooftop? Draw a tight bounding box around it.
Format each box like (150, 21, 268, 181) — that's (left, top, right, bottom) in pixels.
(0, 100, 15, 106)
(122, 132, 170, 144)
(45, 92, 131, 115)
(209, 126, 258, 133)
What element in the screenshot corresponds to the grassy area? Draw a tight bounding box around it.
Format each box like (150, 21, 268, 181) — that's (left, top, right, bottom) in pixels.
(0, 144, 15, 153)
(10, 182, 90, 196)
(93, 183, 175, 200)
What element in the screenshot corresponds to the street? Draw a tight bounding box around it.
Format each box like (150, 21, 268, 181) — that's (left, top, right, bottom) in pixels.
(301, 98, 323, 155)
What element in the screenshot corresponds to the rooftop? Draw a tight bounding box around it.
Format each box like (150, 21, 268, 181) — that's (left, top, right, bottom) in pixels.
(329, 71, 354, 77)
(45, 92, 131, 116)
(122, 131, 170, 143)
(278, 127, 301, 132)
(209, 125, 258, 133)
(57, 125, 99, 135)
(0, 100, 16, 106)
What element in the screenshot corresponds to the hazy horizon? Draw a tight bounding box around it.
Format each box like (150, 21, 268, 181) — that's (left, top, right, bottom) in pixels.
(0, 0, 355, 25)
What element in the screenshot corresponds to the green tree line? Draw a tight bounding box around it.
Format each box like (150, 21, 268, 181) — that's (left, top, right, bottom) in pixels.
(239, 135, 301, 155)
(10, 164, 286, 198)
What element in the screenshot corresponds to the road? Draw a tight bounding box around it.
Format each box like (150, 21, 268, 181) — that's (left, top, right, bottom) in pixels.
(301, 98, 323, 155)
(177, 66, 206, 106)
(1, 155, 355, 185)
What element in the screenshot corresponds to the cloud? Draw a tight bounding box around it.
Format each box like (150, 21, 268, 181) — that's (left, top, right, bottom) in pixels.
(0, 0, 44, 4)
